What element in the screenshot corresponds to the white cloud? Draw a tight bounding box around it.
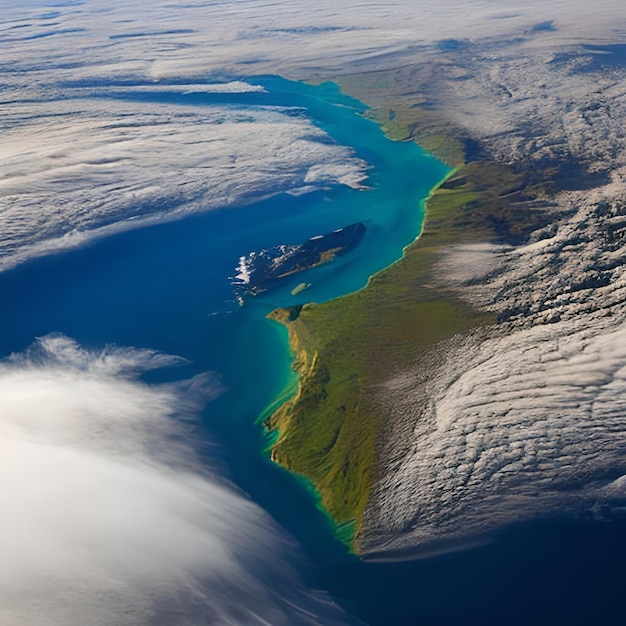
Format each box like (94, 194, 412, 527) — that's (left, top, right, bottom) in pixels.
(0, 92, 367, 271)
(2, 0, 624, 85)
(2, 0, 626, 271)
(0, 335, 349, 625)
(364, 174, 626, 554)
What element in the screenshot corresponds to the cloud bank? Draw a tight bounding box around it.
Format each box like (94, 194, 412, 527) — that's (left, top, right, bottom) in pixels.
(362, 82, 626, 552)
(0, 335, 349, 625)
(0, 85, 367, 271)
(3, 0, 624, 82)
(3, 0, 626, 272)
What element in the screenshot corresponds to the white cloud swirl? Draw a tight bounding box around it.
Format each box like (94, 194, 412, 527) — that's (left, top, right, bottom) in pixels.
(0, 335, 350, 624)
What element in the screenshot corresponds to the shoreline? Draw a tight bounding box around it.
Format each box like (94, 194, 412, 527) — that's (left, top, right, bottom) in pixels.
(263, 162, 460, 548)
(262, 70, 535, 551)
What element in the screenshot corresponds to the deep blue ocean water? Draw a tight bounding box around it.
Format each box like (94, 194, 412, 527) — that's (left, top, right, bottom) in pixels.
(2, 76, 626, 625)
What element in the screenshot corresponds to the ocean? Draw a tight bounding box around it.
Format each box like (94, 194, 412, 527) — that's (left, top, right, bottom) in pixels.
(3, 75, 626, 625)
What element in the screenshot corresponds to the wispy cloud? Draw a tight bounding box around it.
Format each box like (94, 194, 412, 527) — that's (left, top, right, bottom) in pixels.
(0, 335, 350, 624)
(0, 88, 366, 270)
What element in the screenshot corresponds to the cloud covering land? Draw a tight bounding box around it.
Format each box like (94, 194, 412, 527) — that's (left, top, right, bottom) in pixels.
(357, 17, 626, 553)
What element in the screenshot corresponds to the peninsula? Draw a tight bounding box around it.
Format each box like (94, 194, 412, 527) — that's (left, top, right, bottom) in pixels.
(267, 34, 626, 555)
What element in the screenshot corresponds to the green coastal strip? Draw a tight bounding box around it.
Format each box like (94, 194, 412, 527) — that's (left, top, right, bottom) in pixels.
(265, 74, 537, 550)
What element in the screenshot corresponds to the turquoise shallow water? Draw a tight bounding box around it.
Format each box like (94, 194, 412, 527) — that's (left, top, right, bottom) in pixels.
(3, 76, 626, 625)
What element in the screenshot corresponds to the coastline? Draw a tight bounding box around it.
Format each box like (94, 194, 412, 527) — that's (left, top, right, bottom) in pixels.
(263, 161, 481, 547)
(263, 71, 539, 550)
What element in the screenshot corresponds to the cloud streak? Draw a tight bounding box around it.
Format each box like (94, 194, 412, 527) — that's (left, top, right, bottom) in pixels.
(0, 87, 367, 271)
(0, 335, 349, 624)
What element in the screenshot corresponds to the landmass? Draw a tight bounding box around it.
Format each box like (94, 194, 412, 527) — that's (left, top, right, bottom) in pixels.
(234, 222, 366, 298)
(267, 154, 528, 545)
(268, 31, 626, 555)
(291, 282, 311, 296)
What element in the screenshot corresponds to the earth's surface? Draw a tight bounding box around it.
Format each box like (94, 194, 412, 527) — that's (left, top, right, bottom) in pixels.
(3, 2, 626, 624)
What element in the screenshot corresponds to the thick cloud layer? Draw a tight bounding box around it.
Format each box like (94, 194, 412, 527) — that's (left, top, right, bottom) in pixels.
(2, 0, 623, 81)
(0, 335, 349, 625)
(362, 108, 626, 553)
(0, 85, 367, 271)
(367, 320, 626, 553)
(3, 0, 626, 271)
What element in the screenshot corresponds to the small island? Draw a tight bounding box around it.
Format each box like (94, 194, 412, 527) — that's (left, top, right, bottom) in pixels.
(291, 282, 311, 296)
(233, 222, 366, 298)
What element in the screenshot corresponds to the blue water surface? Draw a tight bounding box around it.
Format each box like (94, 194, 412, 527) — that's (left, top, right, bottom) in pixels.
(2, 76, 626, 626)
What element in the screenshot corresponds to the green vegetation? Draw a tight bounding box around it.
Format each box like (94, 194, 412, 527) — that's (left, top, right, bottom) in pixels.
(266, 72, 540, 550)
(291, 282, 311, 296)
(337, 70, 467, 168)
